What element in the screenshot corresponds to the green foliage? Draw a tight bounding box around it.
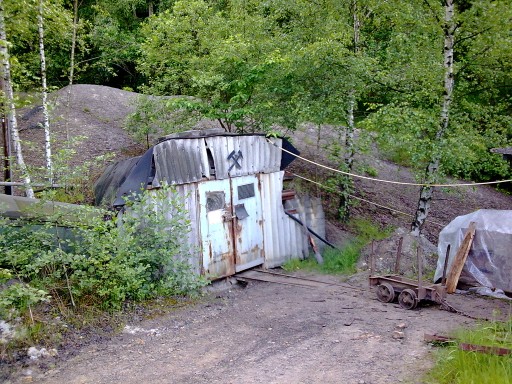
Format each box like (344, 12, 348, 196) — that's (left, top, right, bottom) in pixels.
(350, 217, 392, 243)
(281, 257, 316, 272)
(363, 101, 512, 182)
(4, 0, 74, 90)
(125, 95, 200, 146)
(320, 244, 360, 275)
(0, 185, 206, 320)
(0, 283, 50, 318)
(26, 136, 116, 204)
(425, 318, 512, 384)
(362, 0, 512, 184)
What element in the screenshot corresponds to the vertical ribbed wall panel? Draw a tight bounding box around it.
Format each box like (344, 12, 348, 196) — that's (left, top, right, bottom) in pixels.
(162, 183, 201, 275)
(154, 139, 209, 185)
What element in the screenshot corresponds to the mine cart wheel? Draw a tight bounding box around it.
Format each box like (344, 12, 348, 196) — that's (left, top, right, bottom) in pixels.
(376, 282, 395, 303)
(398, 289, 418, 310)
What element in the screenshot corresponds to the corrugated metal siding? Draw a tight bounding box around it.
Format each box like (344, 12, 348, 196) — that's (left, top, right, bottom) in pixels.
(153, 139, 210, 185)
(206, 136, 282, 180)
(295, 196, 326, 252)
(149, 183, 202, 275)
(260, 172, 308, 268)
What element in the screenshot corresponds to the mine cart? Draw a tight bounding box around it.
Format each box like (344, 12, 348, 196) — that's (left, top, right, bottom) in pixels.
(369, 274, 446, 310)
(369, 239, 447, 310)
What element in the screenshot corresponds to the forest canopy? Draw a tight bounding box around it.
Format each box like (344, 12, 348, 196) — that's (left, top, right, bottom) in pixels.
(2, 0, 512, 185)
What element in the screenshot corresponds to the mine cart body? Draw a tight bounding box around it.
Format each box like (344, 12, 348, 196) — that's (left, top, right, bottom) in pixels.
(369, 274, 446, 310)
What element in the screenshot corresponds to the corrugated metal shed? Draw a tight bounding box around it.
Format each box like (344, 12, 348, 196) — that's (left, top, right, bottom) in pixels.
(260, 172, 309, 268)
(94, 129, 324, 280)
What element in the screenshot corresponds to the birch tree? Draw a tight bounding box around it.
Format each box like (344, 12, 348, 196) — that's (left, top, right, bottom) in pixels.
(38, 0, 52, 184)
(410, 0, 512, 234)
(0, 0, 34, 198)
(362, 0, 512, 234)
(410, 0, 455, 236)
(337, 0, 374, 220)
(64, 0, 78, 143)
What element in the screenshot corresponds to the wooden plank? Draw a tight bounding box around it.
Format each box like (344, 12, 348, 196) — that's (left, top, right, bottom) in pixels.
(446, 222, 476, 294)
(424, 334, 512, 355)
(459, 343, 512, 356)
(424, 333, 455, 343)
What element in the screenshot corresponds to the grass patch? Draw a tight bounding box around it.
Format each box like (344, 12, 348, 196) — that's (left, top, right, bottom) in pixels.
(425, 318, 512, 384)
(283, 218, 392, 274)
(320, 244, 360, 274)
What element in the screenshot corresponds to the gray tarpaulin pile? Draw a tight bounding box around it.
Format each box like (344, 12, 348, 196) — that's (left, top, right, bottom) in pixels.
(435, 209, 512, 295)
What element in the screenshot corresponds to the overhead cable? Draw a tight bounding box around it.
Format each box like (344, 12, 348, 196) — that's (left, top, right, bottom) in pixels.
(267, 138, 512, 188)
(291, 173, 444, 228)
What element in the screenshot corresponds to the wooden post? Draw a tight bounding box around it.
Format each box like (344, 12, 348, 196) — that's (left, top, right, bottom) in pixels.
(417, 246, 422, 290)
(441, 244, 451, 286)
(370, 240, 375, 276)
(445, 222, 476, 293)
(394, 236, 403, 274)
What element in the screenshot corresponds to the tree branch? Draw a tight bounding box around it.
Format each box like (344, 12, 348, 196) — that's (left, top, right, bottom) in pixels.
(423, 0, 441, 24)
(455, 46, 492, 75)
(454, 27, 493, 47)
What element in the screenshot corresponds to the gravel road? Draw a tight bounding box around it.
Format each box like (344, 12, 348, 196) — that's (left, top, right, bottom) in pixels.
(11, 271, 510, 384)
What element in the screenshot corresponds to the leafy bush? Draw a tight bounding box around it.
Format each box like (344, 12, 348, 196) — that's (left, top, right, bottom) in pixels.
(0, 185, 206, 320)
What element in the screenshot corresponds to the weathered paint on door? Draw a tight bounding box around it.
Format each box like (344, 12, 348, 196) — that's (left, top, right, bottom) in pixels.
(231, 175, 264, 272)
(198, 180, 234, 278)
(198, 175, 264, 278)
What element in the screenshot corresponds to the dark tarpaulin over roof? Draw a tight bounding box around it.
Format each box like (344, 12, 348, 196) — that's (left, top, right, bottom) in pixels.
(113, 147, 155, 207)
(94, 156, 140, 207)
(281, 138, 299, 170)
(94, 147, 155, 208)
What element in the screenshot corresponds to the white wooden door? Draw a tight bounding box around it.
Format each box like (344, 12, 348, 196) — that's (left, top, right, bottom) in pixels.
(198, 180, 234, 278)
(231, 175, 265, 272)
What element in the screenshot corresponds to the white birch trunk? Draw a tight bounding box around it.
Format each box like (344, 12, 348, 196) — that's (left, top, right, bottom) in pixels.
(411, 0, 455, 236)
(346, 2, 360, 172)
(0, 0, 34, 198)
(38, 0, 52, 184)
(338, 2, 360, 220)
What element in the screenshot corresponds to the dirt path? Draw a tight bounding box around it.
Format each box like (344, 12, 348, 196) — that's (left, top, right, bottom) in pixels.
(11, 272, 510, 384)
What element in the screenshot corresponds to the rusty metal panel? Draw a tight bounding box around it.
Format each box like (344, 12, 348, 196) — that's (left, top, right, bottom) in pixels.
(153, 139, 210, 185)
(260, 172, 308, 268)
(205, 136, 282, 180)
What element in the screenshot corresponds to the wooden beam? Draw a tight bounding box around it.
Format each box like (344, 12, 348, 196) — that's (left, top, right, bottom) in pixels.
(445, 222, 476, 293)
(425, 334, 512, 356)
